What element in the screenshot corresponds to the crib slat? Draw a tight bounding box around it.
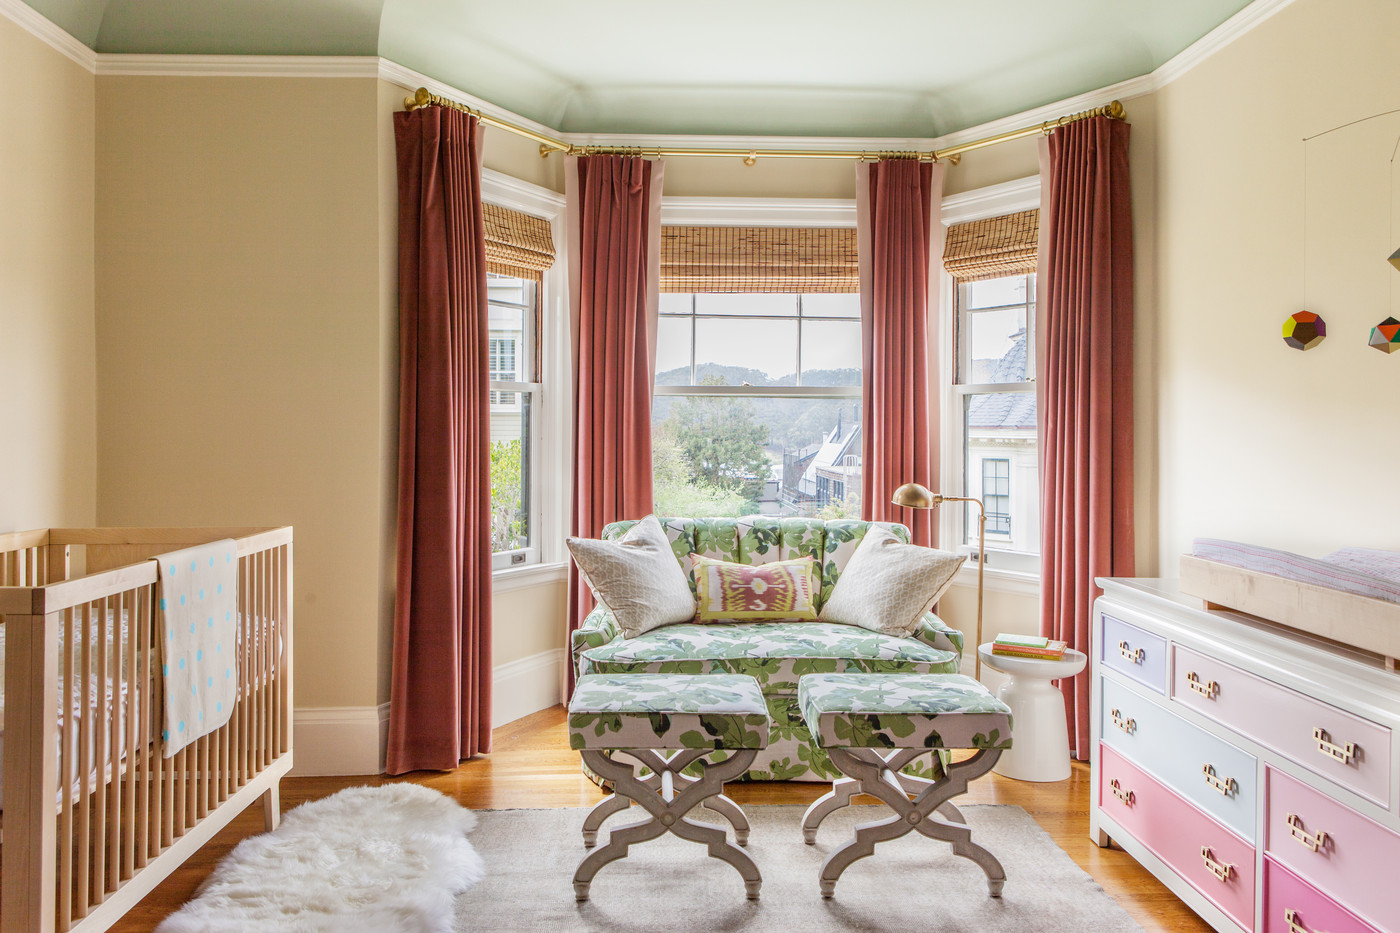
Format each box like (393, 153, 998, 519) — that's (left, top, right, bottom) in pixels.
(123, 589, 137, 879)
(58, 606, 75, 931)
(93, 597, 110, 904)
(136, 586, 151, 870)
(75, 602, 93, 918)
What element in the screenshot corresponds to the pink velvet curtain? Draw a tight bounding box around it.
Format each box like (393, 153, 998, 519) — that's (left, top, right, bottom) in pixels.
(566, 155, 665, 673)
(856, 159, 944, 546)
(1037, 116, 1136, 759)
(386, 106, 493, 774)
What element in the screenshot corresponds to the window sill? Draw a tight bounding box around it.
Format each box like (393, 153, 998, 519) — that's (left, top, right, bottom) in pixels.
(951, 563, 1040, 598)
(492, 560, 568, 594)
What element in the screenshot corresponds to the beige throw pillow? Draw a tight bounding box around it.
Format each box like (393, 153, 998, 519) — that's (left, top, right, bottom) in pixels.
(819, 526, 966, 637)
(567, 515, 696, 638)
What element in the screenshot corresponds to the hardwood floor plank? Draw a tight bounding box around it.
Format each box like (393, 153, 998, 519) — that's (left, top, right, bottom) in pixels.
(109, 705, 1211, 932)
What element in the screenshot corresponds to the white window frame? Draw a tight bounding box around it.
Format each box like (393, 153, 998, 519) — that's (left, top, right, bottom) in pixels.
(653, 196, 862, 518)
(482, 170, 569, 580)
(939, 176, 1043, 593)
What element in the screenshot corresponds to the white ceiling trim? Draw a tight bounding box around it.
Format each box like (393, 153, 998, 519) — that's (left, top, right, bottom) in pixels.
(0, 0, 95, 71)
(95, 54, 381, 78)
(378, 58, 562, 145)
(661, 197, 856, 227)
(481, 168, 566, 219)
(1154, 0, 1297, 88)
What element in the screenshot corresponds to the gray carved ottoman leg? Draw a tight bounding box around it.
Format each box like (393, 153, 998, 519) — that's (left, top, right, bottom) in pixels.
(796, 672, 1014, 899)
(567, 673, 771, 901)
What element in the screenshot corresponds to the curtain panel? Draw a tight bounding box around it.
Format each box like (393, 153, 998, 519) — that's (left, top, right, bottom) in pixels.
(566, 155, 665, 673)
(856, 159, 944, 547)
(1037, 115, 1136, 759)
(387, 105, 494, 774)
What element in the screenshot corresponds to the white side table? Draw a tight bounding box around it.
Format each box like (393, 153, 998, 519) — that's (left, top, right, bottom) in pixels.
(976, 643, 1088, 782)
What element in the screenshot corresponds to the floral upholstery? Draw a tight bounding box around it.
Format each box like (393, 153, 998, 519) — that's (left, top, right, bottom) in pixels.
(568, 674, 769, 751)
(575, 517, 966, 781)
(798, 673, 1013, 751)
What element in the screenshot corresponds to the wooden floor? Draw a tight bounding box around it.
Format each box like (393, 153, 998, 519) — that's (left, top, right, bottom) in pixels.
(112, 706, 1213, 932)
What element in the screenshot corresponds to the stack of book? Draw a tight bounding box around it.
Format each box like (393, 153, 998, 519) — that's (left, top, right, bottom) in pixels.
(991, 633, 1068, 660)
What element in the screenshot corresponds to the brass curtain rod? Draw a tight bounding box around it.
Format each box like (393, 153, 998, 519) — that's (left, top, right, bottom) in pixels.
(402, 87, 1125, 166)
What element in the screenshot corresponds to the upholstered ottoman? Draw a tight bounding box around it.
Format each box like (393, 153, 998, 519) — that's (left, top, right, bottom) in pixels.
(797, 673, 1014, 897)
(567, 673, 770, 900)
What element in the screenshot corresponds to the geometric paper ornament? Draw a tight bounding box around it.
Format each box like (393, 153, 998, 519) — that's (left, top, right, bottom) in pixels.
(1390, 246, 1400, 272)
(1369, 316, 1400, 353)
(1283, 310, 1326, 350)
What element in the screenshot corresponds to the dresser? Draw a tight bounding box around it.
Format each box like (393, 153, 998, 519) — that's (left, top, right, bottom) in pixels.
(1091, 578, 1400, 933)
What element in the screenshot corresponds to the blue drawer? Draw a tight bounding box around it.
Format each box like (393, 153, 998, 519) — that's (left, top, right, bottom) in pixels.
(1101, 677, 1257, 842)
(1100, 612, 1167, 694)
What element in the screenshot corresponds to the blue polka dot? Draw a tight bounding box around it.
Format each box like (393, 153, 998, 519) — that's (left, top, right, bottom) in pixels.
(178, 721, 185, 733)
(168, 629, 174, 642)
(179, 658, 186, 670)
(197, 650, 203, 661)
(217, 643, 222, 653)
(162, 664, 169, 677)
(198, 710, 204, 722)
(163, 729, 170, 741)
(227, 553, 233, 563)
(180, 594, 186, 606)
(226, 611, 232, 621)
(208, 676, 213, 687)
(216, 702, 222, 713)
(192, 684, 198, 696)
(160, 598, 167, 611)
(208, 616, 214, 628)
(169, 564, 176, 575)
(209, 557, 215, 567)
(199, 588, 205, 600)
(217, 584, 223, 595)
(190, 622, 196, 634)
(190, 560, 197, 572)
(225, 668, 232, 679)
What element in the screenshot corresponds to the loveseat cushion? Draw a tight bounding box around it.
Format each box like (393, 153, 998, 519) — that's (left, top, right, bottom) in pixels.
(576, 621, 959, 693)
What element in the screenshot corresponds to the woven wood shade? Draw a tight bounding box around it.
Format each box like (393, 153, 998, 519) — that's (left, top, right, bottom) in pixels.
(660, 226, 858, 293)
(943, 209, 1039, 282)
(484, 203, 556, 280)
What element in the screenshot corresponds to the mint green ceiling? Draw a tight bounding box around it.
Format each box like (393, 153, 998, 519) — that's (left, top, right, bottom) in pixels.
(27, 0, 1256, 137)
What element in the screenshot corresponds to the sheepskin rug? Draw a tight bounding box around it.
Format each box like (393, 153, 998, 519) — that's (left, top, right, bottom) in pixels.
(157, 783, 484, 933)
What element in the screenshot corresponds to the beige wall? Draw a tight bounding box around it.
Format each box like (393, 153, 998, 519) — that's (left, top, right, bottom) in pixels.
(95, 76, 387, 709)
(493, 581, 568, 666)
(1152, 0, 1400, 566)
(0, 18, 96, 532)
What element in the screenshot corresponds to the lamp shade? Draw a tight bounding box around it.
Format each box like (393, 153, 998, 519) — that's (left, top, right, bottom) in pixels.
(891, 482, 936, 510)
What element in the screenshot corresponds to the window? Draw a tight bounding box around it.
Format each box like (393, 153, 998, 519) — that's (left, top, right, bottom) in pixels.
(953, 271, 1040, 569)
(653, 292, 862, 519)
(487, 273, 538, 564)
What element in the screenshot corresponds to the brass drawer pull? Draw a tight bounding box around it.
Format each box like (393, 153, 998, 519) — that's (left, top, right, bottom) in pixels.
(1118, 641, 1145, 664)
(1200, 846, 1234, 882)
(1185, 671, 1219, 699)
(1285, 909, 1327, 933)
(1110, 708, 1137, 735)
(1286, 813, 1328, 852)
(1312, 728, 1356, 765)
(1201, 764, 1237, 797)
(1109, 778, 1135, 806)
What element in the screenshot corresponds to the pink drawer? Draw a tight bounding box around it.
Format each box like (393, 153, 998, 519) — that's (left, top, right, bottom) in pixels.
(1264, 858, 1381, 933)
(1100, 743, 1255, 930)
(1266, 767, 1400, 932)
(1172, 645, 1391, 806)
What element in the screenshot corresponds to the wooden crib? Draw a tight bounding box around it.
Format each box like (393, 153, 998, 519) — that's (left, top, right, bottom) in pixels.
(0, 527, 293, 933)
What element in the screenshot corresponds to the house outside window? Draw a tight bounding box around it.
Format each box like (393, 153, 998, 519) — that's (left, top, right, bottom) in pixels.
(488, 336, 518, 407)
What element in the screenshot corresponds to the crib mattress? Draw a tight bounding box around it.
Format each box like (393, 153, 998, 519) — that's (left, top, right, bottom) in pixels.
(1190, 538, 1400, 604)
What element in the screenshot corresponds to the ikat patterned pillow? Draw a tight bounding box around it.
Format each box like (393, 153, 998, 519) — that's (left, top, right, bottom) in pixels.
(819, 526, 965, 637)
(568, 515, 697, 638)
(690, 554, 820, 623)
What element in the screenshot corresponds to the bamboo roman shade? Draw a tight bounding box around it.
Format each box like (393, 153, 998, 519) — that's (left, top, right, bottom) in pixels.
(483, 203, 556, 279)
(660, 226, 859, 293)
(942, 209, 1039, 282)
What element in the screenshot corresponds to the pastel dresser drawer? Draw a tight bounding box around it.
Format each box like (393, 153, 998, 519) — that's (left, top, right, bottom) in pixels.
(1100, 613, 1168, 693)
(1099, 743, 1255, 931)
(1173, 645, 1392, 806)
(1264, 858, 1381, 933)
(1266, 767, 1399, 932)
(1102, 678, 1258, 841)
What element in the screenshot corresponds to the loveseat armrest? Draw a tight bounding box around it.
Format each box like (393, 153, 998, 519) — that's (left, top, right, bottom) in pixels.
(913, 613, 964, 662)
(571, 605, 622, 674)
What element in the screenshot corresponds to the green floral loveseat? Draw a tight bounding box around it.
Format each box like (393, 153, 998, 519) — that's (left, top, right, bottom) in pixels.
(571, 516, 964, 782)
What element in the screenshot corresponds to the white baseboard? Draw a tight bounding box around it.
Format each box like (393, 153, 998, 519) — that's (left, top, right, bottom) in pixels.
(291, 647, 565, 776)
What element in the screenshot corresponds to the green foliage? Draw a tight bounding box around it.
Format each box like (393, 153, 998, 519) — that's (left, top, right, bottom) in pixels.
(652, 420, 753, 518)
(489, 439, 527, 551)
(815, 488, 863, 520)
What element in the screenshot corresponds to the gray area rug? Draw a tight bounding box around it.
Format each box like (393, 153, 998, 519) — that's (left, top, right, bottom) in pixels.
(453, 804, 1143, 932)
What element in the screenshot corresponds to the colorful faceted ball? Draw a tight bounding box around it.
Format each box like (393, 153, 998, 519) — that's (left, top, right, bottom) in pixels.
(1282, 311, 1326, 351)
(1369, 316, 1400, 354)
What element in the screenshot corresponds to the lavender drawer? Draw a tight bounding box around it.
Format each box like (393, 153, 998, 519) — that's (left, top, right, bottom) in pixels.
(1264, 858, 1382, 933)
(1266, 767, 1400, 933)
(1100, 613, 1167, 694)
(1172, 645, 1391, 806)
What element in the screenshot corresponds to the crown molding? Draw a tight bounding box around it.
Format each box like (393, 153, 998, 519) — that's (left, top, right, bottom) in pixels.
(94, 54, 380, 78)
(377, 58, 562, 144)
(661, 197, 856, 227)
(0, 0, 95, 71)
(1151, 0, 1298, 88)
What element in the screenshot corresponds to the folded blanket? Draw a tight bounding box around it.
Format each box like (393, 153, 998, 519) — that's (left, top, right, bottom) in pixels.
(1191, 538, 1400, 605)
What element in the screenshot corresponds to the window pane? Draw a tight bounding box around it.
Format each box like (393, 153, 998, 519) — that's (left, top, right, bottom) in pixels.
(965, 275, 1028, 310)
(964, 391, 1037, 554)
(655, 315, 692, 385)
(695, 317, 797, 384)
(653, 395, 862, 519)
(963, 306, 1028, 383)
(801, 293, 861, 318)
(489, 302, 532, 382)
(800, 319, 862, 385)
(659, 293, 693, 315)
(694, 294, 797, 316)
(490, 391, 532, 552)
(487, 275, 527, 306)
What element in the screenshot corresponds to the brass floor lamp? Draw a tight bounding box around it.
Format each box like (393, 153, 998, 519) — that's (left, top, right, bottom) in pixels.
(891, 482, 987, 680)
